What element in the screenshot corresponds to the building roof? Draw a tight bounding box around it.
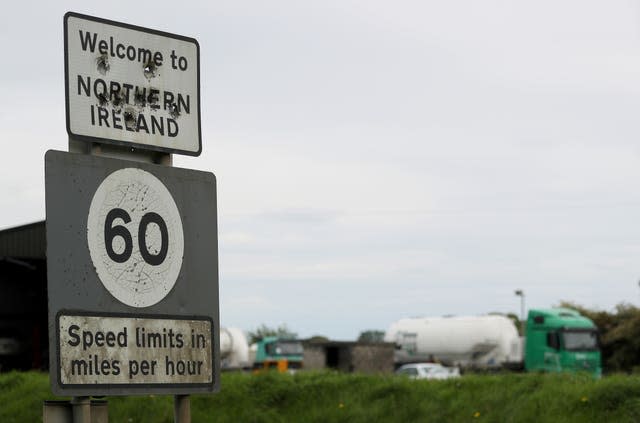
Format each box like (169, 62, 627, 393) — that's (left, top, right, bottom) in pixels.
(303, 339, 395, 348)
(0, 221, 46, 259)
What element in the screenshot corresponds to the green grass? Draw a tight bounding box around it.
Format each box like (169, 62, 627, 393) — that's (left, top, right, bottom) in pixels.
(3, 370, 640, 422)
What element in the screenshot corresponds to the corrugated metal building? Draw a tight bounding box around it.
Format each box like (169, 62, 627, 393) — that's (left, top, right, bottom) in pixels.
(0, 221, 46, 259)
(0, 221, 47, 370)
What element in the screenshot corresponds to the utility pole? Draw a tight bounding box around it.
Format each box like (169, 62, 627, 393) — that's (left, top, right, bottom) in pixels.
(514, 289, 525, 335)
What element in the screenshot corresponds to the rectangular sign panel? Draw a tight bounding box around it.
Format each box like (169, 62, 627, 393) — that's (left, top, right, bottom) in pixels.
(64, 12, 201, 156)
(45, 150, 218, 395)
(58, 314, 212, 386)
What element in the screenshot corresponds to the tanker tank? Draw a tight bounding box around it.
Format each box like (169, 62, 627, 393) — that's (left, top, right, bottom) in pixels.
(220, 327, 250, 369)
(384, 315, 522, 369)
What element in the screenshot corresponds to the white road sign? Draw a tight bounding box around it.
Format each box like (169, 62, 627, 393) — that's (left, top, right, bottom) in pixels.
(64, 12, 201, 156)
(58, 314, 212, 385)
(87, 168, 184, 308)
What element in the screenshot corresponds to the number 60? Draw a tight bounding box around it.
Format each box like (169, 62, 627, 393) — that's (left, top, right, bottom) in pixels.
(104, 208, 168, 266)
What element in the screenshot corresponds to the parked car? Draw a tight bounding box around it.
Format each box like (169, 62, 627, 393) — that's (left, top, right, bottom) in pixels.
(395, 363, 460, 380)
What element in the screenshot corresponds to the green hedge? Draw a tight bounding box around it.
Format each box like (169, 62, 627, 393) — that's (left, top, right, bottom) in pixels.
(2, 370, 640, 422)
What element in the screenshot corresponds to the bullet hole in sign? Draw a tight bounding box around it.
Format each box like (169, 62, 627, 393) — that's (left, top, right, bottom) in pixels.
(168, 103, 180, 119)
(97, 92, 109, 107)
(134, 91, 146, 108)
(96, 54, 110, 75)
(112, 92, 125, 113)
(143, 61, 158, 79)
(123, 108, 138, 131)
(148, 89, 160, 111)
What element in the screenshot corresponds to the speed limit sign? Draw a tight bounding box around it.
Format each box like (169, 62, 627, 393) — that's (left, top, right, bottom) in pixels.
(45, 150, 219, 395)
(87, 168, 185, 308)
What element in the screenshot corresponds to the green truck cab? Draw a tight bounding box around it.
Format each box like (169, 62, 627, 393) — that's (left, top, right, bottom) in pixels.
(253, 336, 304, 371)
(524, 308, 601, 377)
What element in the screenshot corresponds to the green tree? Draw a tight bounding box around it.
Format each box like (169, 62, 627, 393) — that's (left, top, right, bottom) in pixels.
(357, 330, 385, 343)
(247, 324, 297, 344)
(307, 335, 330, 343)
(489, 312, 524, 335)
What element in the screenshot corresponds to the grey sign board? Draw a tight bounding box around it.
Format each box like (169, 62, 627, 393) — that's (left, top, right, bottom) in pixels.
(45, 150, 219, 395)
(64, 12, 202, 156)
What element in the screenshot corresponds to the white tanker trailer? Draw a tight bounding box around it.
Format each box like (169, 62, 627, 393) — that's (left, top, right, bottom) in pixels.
(384, 315, 522, 369)
(220, 327, 250, 369)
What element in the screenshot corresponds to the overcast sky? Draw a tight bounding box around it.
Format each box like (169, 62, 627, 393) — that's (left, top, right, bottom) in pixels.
(2, 1, 640, 339)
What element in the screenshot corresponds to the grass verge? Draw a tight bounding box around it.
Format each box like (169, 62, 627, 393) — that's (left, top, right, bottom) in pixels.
(2, 370, 640, 422)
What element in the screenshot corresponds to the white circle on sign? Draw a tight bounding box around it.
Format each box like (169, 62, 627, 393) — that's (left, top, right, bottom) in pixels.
(87, 168, 184, 308)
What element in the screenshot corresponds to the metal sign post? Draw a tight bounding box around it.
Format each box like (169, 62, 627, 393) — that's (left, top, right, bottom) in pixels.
(174, 394, 191, 423)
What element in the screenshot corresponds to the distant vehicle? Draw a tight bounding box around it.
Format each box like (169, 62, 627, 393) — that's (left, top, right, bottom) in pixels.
(0, 335, 23, 371)
(524, 308, 600, 376)
(251, 336, 304, 372)
(395, 363, 460, 380)
(220, 327, 250, 370)
(385, 314, 520, 369)
(0, 337, 21, 356)
(385, 308, 601, 377)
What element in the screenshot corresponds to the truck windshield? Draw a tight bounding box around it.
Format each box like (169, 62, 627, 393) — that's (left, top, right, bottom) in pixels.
(266, 341, 303, 356)
(562, 330, 598, 351)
